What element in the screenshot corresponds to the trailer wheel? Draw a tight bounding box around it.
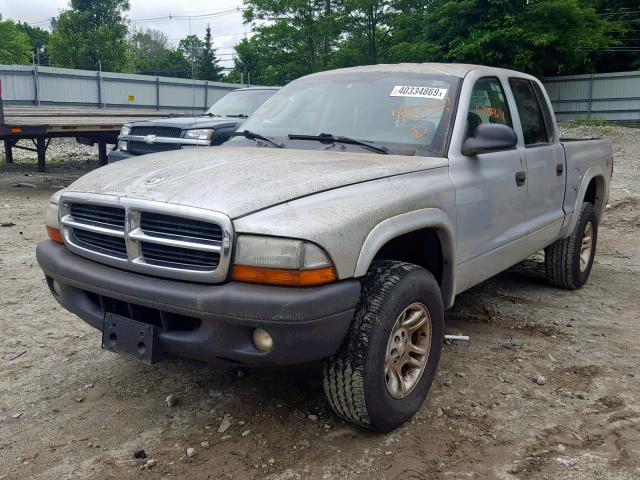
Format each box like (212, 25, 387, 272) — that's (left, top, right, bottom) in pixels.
(545, 202, 598, 289)
(323, 260, 444, 432)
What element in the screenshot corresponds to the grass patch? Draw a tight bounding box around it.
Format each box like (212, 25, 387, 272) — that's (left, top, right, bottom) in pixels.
(573, 118, 610, 127)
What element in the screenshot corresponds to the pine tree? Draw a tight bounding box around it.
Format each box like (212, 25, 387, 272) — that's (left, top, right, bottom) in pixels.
(196, 25, 224, 81)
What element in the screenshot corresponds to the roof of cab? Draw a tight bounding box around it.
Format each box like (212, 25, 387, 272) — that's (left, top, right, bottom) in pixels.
(306, 63, 537, 81)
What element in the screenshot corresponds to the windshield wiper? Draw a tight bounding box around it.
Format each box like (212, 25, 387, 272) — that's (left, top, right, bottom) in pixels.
(288, 133, 388, 154)
(226, 113, 249, 118)
(205, 112, 221, 117)
(232, 130, 284, 148)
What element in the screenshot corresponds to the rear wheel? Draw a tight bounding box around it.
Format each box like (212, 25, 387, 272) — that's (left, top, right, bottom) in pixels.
(323, 260, 444, 432)
(545, 202, 598, 289)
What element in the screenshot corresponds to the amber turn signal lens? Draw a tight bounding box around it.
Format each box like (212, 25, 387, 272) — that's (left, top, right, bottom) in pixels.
(46, 226, 64, 244)
(232, 265, 337, 287)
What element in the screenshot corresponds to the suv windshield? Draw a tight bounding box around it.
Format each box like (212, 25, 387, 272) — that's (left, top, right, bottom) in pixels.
(206, 89, 277, 118)
(240, 72, 460, 155)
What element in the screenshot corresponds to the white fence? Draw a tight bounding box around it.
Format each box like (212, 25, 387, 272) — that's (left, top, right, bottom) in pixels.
(0, 65, 246, 111)
(543, 70, 640, 123)
(1, 64, 639, 122)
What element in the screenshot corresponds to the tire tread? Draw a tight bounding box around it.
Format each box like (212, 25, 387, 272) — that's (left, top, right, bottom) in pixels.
(322, 260, 422, 429)
(545, 202, 595, 289)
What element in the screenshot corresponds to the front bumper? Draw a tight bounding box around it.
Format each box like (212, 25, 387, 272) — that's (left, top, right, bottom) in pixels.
(37, 241, 360, 365)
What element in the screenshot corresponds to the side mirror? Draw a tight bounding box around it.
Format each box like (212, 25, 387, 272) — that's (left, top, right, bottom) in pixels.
(462, 123, 518, 156)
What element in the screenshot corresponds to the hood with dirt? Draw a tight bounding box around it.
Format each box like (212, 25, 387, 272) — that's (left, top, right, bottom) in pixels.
(63, 146, 447, 218)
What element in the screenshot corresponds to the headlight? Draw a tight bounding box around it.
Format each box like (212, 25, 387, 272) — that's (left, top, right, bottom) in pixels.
(120, 125, 131, 136)
(45, 202, 63, 244)
(185, 128, 215, 141)
(232, 235, 337, 286)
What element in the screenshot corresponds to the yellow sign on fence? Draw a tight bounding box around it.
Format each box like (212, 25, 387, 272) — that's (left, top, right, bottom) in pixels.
(127, 95, 136, 103)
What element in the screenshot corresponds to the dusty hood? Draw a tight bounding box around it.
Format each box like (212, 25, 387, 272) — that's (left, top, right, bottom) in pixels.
(64, 147, 447, 218)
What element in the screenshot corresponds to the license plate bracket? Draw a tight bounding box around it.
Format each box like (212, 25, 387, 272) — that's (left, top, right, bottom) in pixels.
(102, 313, 162, 364)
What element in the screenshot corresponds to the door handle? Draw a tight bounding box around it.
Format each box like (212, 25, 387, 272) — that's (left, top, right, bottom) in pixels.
(556, 163, 564, 176)
(515, 170, 526, 187)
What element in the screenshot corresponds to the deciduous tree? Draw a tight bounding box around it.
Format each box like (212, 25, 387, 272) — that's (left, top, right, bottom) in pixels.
(48, 0, 130, 71)
(0, 16, 32, 64)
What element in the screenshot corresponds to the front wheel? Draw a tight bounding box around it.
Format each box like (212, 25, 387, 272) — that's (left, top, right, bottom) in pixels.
(323, 260, 444, 432)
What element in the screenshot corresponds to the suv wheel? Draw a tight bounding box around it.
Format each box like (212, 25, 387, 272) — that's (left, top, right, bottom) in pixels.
(545, 202, 598, 289)
(323, 260, 444, 432)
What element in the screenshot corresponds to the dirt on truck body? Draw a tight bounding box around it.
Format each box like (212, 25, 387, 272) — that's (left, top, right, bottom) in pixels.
(1, 131, 640, 479)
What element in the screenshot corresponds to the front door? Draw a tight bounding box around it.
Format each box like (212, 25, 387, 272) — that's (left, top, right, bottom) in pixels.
(449, 76, 528, 265)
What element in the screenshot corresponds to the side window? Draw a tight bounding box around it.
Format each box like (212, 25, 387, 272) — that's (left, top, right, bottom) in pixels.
(509, 78, 550, 146)
(466, 77, 512, 138)
(532, 82, 555, 142)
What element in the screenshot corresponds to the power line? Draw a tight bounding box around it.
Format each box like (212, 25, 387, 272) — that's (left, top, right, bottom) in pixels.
(131, 6, 244, 21)
(130, 8, 245, 25)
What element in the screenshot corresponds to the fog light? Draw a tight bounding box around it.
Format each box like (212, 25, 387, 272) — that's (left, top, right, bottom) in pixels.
(252, 328, 273, 352)
(51, 279, 62, 296)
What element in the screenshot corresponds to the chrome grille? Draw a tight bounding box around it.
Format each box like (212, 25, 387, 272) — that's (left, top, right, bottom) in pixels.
(73, 229, 127, 258)
(129, 126, 183, 155)
(130, 126, 182, 138)
(59, 194, 233, 283)
(141, 212, 223, 244)
(69, 204, 125, 230)
(141, 243, 220, 270)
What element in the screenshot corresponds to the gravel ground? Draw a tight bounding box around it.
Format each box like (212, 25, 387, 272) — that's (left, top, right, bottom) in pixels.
(0, 127, 639, 480)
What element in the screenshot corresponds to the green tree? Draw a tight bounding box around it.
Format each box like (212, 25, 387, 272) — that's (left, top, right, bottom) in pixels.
(389, 0, 617, 77)
(195, 25, 224, 81)
(125, 28, 192, 76)
(0, 16, 32, 64)
(336, 0, 392, 65)
(591, 0, 640, 72)
(243, 0, 339, 79)
(178, 34, 205, 78)
(48, 0, 130, 71)
(15, 22, 50, 65)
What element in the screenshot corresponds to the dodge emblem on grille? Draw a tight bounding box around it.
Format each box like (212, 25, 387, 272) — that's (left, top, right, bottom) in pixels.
(145, 134, 157, 144)
(145, 176, 166, 186)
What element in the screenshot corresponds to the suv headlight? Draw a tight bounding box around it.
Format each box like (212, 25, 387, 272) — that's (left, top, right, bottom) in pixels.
(185, 128, 215, 141)
(120, 125, 131, 136)
(232, 235, 337, 286)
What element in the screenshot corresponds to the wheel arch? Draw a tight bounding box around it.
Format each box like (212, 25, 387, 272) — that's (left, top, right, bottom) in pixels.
(583, 175, 606, 221)
(354, 209, 456, 309)
(562, 168, 609, 239)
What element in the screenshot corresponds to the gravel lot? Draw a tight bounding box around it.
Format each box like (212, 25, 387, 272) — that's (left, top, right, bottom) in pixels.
(1, 128, 639, 480)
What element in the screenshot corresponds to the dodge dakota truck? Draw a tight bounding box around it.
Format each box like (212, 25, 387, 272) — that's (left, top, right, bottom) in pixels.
(107, 86, 279, 162)
(37, 64, 612, 432)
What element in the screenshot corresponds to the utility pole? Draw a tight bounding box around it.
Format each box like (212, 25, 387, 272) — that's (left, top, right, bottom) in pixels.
(323, 0, 331, 67)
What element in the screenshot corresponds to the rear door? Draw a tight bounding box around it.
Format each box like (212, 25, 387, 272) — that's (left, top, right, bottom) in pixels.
(508, 78, 566, 236)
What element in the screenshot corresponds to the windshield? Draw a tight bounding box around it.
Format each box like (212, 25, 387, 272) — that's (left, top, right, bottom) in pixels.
(206, 89, 277, 117)
(240, 72, 460, 155)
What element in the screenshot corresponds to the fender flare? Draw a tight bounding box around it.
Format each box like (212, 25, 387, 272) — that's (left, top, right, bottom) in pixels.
(563, 166, 608, 237)
(354, 208, 457, 309)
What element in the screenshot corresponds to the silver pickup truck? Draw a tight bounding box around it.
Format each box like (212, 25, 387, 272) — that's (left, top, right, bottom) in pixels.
(37, 64, 612, 432)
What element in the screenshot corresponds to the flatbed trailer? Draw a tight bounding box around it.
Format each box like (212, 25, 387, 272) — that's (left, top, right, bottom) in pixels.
(0, 85, 192, 172)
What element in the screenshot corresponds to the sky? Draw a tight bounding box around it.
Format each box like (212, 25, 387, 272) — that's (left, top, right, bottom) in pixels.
(0, 0, 250, 68)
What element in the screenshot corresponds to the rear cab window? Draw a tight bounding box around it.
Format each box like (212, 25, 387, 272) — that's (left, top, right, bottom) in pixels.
(508, 78, 554, 147)
(466, 77, 513, 139)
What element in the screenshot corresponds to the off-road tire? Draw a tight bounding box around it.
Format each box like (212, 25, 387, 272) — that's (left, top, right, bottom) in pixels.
(545, 202, 598, 289)
(322, 260, 444, 432)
